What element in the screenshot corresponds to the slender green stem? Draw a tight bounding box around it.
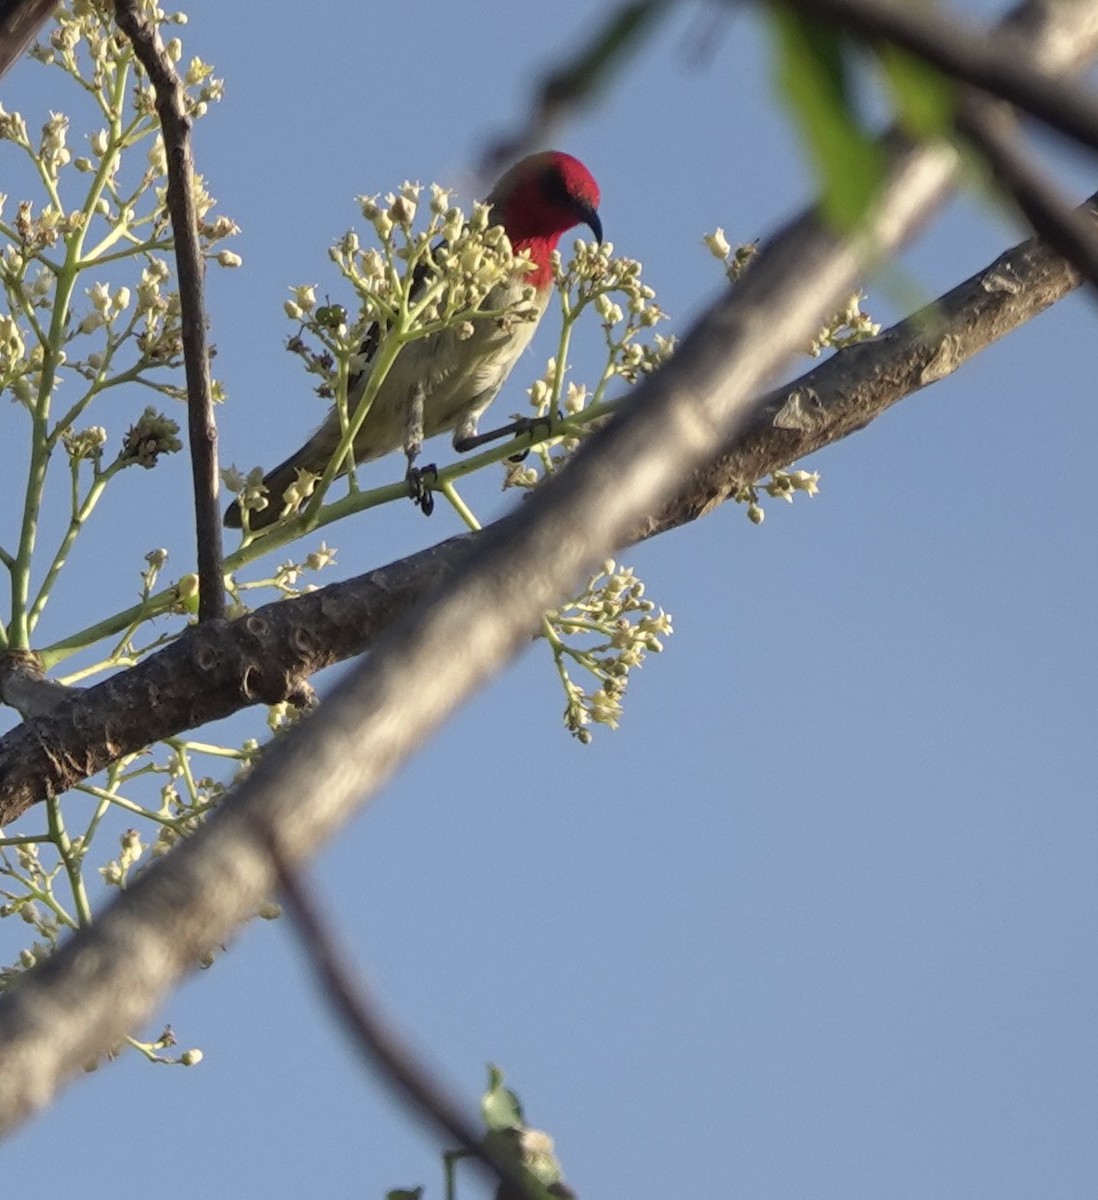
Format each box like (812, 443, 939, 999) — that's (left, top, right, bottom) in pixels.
(46, 794, 92, 927)
(28, 140, 64, 215)
(10, 249, 80, 648)
(82, 234, 171, 267)
(74, 781, 179, 827)
(28, 461, 120, 632)
(80, 788, 113, 854)
(171, 742, 199, 804)
(443, 1150, 471, 1200)
(299, 327, 408, 526)
(48, 351, 149, 445)
(8, 59, 131, 649)
(57, 628, 178, 685)
(165, 737, 254, 760)
(125, 1033, 176, 1063)
(438, 479, 481, 531)
(4, 273, 49, 349)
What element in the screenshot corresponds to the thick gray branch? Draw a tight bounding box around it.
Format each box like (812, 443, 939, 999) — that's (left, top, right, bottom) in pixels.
(0, 0, 1094, 1139)
(0, 194, 1088, 827)
(0, 133, 970, 1143)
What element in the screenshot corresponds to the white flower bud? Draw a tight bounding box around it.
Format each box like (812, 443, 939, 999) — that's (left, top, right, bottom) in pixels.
(389, 194, 416, 226)
(704, 228, 731, 259)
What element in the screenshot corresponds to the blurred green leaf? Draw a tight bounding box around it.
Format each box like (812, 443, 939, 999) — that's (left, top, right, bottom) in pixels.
(482, 1063, 525, 1131)
(769, 7, 884, 227)
(879, 43, 956, 139)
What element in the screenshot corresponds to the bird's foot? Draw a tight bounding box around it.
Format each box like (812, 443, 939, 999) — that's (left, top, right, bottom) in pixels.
(406, 463, 437, 516)
(507, 411, 561, 463)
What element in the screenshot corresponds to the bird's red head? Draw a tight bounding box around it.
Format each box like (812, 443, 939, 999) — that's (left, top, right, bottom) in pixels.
(487, 151, 602, 288)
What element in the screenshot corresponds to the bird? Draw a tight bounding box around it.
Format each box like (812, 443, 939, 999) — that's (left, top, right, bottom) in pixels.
(224, 151, 602, 530)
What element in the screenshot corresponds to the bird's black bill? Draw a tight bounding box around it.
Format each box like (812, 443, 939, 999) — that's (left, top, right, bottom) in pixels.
(581, 204, 603, 245)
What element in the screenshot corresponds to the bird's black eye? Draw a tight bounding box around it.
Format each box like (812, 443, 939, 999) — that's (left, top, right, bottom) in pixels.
(540, 165, 576, 210)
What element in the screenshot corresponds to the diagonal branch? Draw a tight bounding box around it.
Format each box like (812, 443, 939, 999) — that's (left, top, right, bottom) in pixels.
(956, 96, 1098, 293)
(113, 0, 224, 622)
(0, 0, 1095, 1139)
(767, 0, 1098, 154)
(0, 190, 1092, 828)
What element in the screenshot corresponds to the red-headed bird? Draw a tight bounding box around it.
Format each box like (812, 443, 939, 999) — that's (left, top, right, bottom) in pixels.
(225, 151, 602, 530)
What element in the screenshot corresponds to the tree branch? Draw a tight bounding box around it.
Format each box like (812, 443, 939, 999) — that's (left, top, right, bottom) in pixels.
(767, 0, 1098, 154)
(274, 851, 558, 1200)
(482, 0, 671, 180)
(957, 96, 1098, 293)
(0, 114, 955, 1122)
(0, 187, 1090, 827)
(113, 0, 225, 622)
(0, 0, 1094, 1137)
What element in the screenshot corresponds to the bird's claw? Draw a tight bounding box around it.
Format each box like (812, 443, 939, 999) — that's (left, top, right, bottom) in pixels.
(507, 411, 560, 463)
(407, 463, 437, 516)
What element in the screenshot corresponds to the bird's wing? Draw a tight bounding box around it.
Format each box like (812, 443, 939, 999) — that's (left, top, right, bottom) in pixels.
(348, 249, 437, 394)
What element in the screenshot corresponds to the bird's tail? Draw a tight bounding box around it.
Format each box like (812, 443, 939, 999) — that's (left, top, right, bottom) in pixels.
(223, 427, 337, 530)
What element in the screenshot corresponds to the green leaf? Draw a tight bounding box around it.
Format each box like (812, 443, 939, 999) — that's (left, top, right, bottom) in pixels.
(386, 1189, 424, 1200)
(878, 44, 956, 139)
(769, 8, 884, 228)
(482, 1063, 525, 1131)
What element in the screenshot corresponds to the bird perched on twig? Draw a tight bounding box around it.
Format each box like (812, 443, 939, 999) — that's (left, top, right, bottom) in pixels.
(224, 151, 602, 530)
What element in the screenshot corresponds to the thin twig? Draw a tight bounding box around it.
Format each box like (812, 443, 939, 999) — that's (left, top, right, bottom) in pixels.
(113, 0, 224, 622)
(957, 96, 1098, 295)
(766, 0, 1098, 156)
(481, 0, 672, 180)
(271, 843, 556, 1200)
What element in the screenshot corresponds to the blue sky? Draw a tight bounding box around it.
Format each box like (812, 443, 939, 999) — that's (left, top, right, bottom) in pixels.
(2, 2, 1097, 1197)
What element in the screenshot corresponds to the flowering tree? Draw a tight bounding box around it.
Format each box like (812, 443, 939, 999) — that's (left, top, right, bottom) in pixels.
(0, 2, 1095, 1195)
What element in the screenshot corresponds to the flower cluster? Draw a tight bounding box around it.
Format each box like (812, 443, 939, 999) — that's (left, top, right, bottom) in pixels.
(224, 538, 338, 609)
(545, 560, 673, 743)
(0, 841, 67, 984)
(704, 226, 879, 357)
(501, 240, 672, 492)
(118, 404, 181, 467)
(807, 291, 880, 356)
(704, 225, 758, 282)
(704, 227, 839, 521)
(98, 828, 145, 887)
(736, 467, 821, 525)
